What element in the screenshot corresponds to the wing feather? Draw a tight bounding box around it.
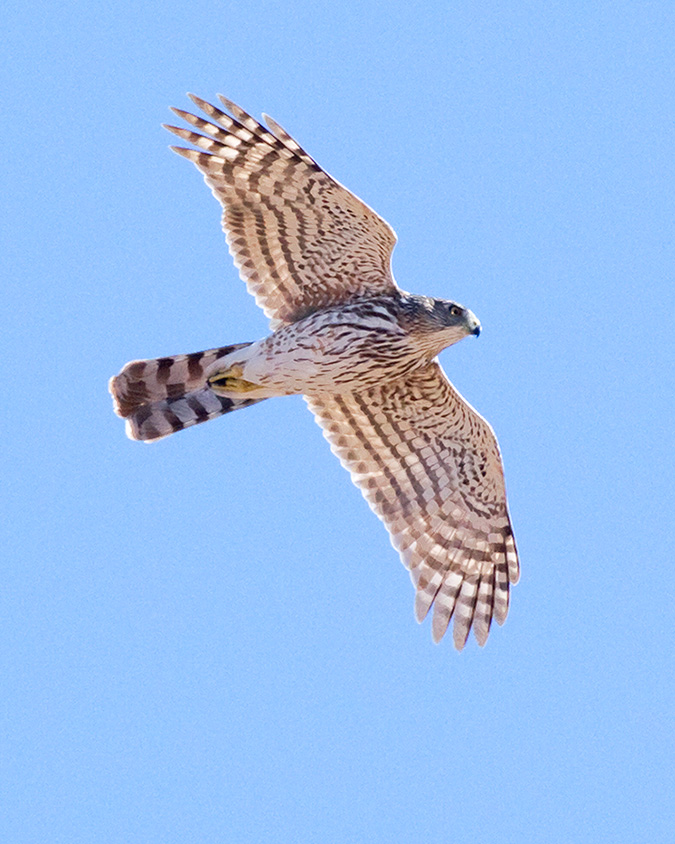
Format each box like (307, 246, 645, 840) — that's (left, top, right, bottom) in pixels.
(306, 362, 519, 649)
(165, 95, 399, 328)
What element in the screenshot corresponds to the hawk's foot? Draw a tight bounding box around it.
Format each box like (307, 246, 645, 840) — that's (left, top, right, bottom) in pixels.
(208, 365, 261, 394)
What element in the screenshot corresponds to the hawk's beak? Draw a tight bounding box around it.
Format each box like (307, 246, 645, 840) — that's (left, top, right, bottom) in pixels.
(464, 310, 481, 337)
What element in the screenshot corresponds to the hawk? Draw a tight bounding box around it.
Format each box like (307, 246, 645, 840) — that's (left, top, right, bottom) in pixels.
(110, 94, 519, 650)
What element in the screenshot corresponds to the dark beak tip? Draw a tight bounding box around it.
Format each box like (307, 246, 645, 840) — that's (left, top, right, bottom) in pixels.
(472, 325, 481, 337)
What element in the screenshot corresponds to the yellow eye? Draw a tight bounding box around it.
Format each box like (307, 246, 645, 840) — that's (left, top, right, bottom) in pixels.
(449, 306, 462, 317)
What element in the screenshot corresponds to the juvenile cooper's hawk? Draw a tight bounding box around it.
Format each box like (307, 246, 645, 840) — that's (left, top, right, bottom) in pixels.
(110, 94, 519, 650)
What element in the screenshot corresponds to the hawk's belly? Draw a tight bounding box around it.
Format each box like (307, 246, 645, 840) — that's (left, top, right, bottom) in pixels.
(207, 316, 426, 398)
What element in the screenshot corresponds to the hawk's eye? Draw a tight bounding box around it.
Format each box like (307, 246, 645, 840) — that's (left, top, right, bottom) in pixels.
(449, 305, 462, 317)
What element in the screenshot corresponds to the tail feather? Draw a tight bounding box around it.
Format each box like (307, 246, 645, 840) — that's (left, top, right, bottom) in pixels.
(109, 343, 264, 442)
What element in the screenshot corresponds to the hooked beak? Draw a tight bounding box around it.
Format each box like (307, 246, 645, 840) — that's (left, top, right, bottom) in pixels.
(464, 309, 481, 337)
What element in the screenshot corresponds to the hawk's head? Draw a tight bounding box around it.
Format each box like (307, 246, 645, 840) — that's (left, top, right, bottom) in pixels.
(402, 295, 481, 356)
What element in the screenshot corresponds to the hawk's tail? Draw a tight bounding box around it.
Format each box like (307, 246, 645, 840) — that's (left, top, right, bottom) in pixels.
(109, 343, 265, 442)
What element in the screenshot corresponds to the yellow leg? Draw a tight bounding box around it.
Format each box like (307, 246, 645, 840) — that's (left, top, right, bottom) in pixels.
(208, 365, 262, 394)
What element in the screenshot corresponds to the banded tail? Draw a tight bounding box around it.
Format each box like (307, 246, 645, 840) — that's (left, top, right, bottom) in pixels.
(109, 343, 265, 442)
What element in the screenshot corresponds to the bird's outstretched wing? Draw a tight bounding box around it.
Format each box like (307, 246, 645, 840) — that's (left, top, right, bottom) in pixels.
(306, 362, 519, 649)
(165, 95, 399, 328)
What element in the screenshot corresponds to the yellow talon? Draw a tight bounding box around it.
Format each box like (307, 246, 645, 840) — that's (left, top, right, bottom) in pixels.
(208, 366, 261, 393)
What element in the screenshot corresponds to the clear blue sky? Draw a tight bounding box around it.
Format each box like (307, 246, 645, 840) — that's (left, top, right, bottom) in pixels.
(3, 1, 674, 842)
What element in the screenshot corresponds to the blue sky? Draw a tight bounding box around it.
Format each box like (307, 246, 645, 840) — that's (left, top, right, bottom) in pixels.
(3, 1, 674, 842)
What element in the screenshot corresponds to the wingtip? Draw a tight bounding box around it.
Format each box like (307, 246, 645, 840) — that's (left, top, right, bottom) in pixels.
(431, 616, 449, 645)
(494, 590, 510, 626)
(216, 93, 237, 111)
(162, 124, 190, 143)
(452, 623, 470, 651)
(263, 113, 283, 138)
(187, 92, 209, 110)
(163, 123, 191, 140)
(414, 602, 428, 625)
(473, 621, 490, 647)
(168, 145, 194, 158)
(414, 589, 433, 624)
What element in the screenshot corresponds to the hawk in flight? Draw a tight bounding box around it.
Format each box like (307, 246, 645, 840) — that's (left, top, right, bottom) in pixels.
(110, 94, 519, 650)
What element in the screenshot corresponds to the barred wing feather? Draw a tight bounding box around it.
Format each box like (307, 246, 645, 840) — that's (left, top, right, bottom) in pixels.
(165, 95, 399, 328)
(306, 362, 519, 649)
